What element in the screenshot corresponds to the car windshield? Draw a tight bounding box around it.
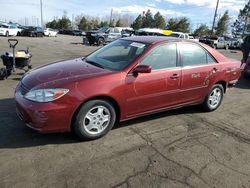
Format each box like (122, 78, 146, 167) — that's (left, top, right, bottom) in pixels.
(85, 39, 149, 71)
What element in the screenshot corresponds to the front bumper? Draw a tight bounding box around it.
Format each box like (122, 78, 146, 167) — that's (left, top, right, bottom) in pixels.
(15, 90, 73, 133)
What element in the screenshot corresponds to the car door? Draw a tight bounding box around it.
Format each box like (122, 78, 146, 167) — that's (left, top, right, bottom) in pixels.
(179, 43, 220, 103)
(125, 43, 182, 116)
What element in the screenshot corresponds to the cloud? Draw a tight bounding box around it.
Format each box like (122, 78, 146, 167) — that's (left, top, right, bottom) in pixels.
(112, 4, 188, 17)
(160, 0, 246, 11)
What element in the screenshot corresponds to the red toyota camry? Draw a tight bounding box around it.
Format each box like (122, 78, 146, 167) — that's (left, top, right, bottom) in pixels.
(15, 37, 241, 140)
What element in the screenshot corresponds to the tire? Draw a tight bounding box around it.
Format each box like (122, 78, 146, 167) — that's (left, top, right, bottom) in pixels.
(5, 31, 9, 37)
(73, 99, 116, 140)
(213, 44, 217, 49)
(225, 44, 229, 50)
(17, 32, 20, 36)
(203, 84, 224, 112)
(97, 38, 105, 46)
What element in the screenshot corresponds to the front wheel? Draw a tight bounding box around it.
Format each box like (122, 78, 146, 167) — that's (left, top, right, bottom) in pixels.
(97, 38, 105, 46)
(5, 31, 9, 37)
(203, 84, 224, 112)
(73, 100, 116, 140)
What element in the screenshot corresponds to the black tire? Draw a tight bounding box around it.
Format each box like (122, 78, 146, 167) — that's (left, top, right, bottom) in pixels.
(213, 44, 217, 49)
(5, 31, 9, 37)
(73, 99, 116, 140)
(97, 38, 105, 46)
(17, 32, 21, 36)
(203, 84, 224, 112)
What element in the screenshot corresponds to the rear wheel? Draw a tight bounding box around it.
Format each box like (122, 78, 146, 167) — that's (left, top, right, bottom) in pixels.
(203, 84, 224, 112)
(5, 31, 9, 37)
(225, 44, 229, 50)
(73, 99, 116, 140)
(97, 38, 105, 46)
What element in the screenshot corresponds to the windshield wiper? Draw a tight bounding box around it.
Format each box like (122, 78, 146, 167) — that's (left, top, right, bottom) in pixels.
(85, 59, 105, 69)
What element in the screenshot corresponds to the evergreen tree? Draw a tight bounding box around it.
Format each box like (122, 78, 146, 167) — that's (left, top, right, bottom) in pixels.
(142, 10, 154, 28)
(167, 17, 190, 33)
(232, 0, 250, 35)
(215, 11, 230, 36)
(154, 12, 166, 29)
(115, 19, 122, 27)
(131, 15, 143, 29)
(193, 24, 211, 36)
(78, 16, 88, 30)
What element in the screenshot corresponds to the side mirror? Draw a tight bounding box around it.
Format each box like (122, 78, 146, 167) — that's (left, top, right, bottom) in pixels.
(133, 65, 152, 75)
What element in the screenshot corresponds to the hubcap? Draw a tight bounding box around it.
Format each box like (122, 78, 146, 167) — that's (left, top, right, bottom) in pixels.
(83, 106, 110, 135)
(208, 88, 222, 109)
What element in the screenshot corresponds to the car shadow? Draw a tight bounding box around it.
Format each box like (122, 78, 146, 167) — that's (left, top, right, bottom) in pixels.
(0, 97, 203, 149)
(234, 75, 250, 89)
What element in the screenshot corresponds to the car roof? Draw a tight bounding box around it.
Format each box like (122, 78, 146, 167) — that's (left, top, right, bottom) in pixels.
(122, 36, 191, 44)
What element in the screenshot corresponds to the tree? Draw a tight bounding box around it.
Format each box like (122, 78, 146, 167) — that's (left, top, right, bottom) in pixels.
(78, 16, 88, 30)
(215, 11, 230, 36)
(131, 14, 143, 29)
(167, 17, 190, 33)
(46, 19, 58, 29)
(232, 0, 250, 36)
(100, 21, 109, 27)
(154, 12, 166, 29)
(115, 19, 122, 27)
(142, 10, 154, 28)
(193, 24, 211, 36)
(57, 17, 71, 29)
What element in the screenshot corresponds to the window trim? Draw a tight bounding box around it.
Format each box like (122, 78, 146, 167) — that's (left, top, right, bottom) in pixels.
(139, 42, 180, 72)
(179, 42, 218, 67)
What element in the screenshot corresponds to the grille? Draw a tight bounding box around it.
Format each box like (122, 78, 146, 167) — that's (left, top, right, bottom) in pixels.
(20, 82, 30, 95)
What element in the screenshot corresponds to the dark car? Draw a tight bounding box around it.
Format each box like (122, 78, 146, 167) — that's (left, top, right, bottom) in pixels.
(21, 26, 44, 37)
(15, 37, 241, 140)
(86, 27, 130, 46)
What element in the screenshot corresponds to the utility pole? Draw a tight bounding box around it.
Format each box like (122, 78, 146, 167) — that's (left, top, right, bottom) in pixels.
(109, 8, 113, 26)
(211, 0, 219, 35)
(40, 0, 43, 28)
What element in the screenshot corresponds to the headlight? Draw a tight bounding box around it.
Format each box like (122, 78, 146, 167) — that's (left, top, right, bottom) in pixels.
(24, 88, 69, 102)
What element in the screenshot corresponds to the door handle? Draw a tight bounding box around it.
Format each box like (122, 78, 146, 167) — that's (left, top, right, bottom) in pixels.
(212, 67, 218, 73)
(170, 74, 180, 79)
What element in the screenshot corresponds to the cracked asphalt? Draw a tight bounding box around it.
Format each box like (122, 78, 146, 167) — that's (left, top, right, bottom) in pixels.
(0, 35, 249, 188)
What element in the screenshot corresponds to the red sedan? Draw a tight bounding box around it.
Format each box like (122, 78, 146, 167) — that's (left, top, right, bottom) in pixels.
(15, 37, 241, 140)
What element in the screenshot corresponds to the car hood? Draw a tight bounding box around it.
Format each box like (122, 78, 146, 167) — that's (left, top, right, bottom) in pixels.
(22, 58, 112, 89)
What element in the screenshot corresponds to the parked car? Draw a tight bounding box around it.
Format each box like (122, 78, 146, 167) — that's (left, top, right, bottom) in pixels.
(167, 31, 190, 39)
(0, 24, 21, 36)
(136, 28, 167, 36)
(199, 36, 231, 49)
(21, 26, 44, 37)
(86, 27, 133, 46)
(44, 28, 58, 37)
(15, 36, 241, 140)
(229, 38, 243, 49)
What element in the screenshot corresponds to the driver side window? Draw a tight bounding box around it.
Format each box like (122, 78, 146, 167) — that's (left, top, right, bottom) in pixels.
(140, 43, 177, 70)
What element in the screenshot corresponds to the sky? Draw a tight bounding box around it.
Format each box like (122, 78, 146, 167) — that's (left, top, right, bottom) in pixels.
(0, 0, 248, 30)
